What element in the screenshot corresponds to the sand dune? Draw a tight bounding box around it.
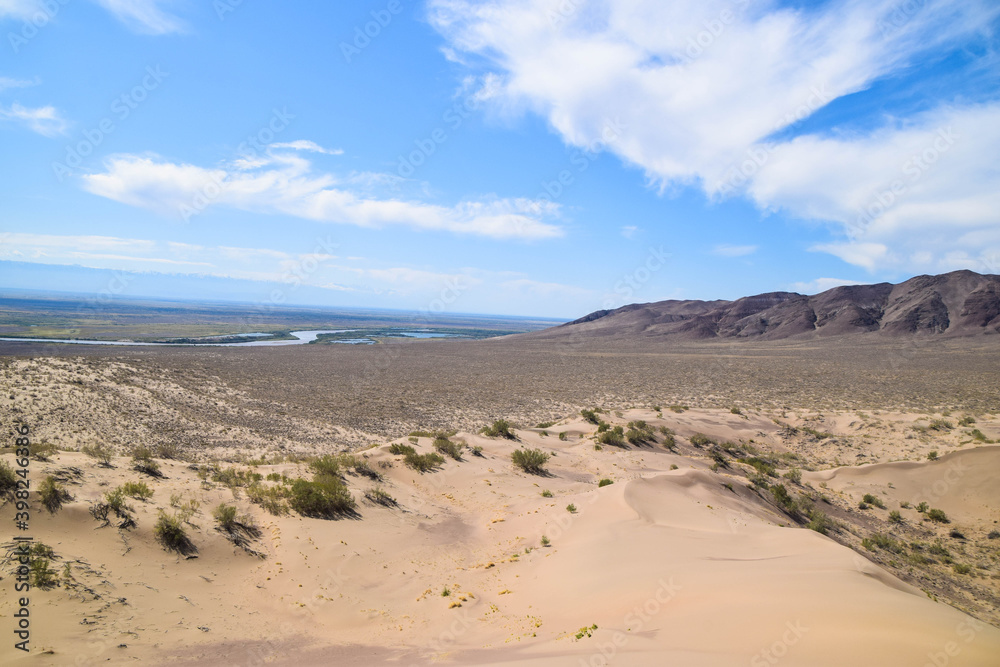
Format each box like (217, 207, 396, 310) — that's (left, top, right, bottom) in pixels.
(4, 411, 999, 666)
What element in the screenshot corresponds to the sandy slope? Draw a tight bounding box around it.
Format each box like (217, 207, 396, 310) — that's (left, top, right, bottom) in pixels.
(3, 414, 1000, 666)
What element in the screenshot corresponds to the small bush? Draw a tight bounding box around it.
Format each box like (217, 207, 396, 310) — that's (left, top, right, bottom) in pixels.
(154, 511, 196, 554)
(597, 478, 613, 487)
(967, 429, 988, 442)
(668, 405, 687, 413)
(953, 563, 971, 575)
(771, 484, 796, 513)
(82, 443, 114, 467)
(889, 510, 903, 524)
(131, 446, 161, 477)
(155, 443, 181, 460)
(730, 407, 742, 415)
(121, 481, 153, 500)
(470, 445, 484, 457)
(38, 476, 72, 513)
(389, 443, 416, 456)
(104, 488, 133, 517)
(30, 558, 59, 589)
(213, 502, 239, 531)
(782, 468, 802, 484)
(597, 427, 625, 447)
(536, 421, 556, 429)
(364, 487, 397, 507)
(434, 436, 464, 460)
(926, 508, 949, 523)
(689, 433, 714, 448)
(512, 448, 550, 474)
(541, 489, 553, 497)
(863, 532, 905, 554)
(0, 461, 19, 497)
(927, 451, 938, 461)
(862, 494, 885, 509)
(806, 509, 832, 534)
(949, 528, 965, 539)
(31, 442, 58, 461)
(246, 483, 289, 516)
(958, 416, 975, 426)
(916, 501, 929, 513)
(540, 535, 550, 547)
(670, 464, 679, 470)
(928, 419, 953, 431)
(309, 455, 342, 478)
(558, 432, 568, 441)
(744, 457, 777, 477)
(987, 530, 1000, 540)
(566, 503, 577, 513)
(481, 419, 516, 439)
(404, 451, 445, 473)
(289, 476, 356, 518)
(580, 409, 600, 425)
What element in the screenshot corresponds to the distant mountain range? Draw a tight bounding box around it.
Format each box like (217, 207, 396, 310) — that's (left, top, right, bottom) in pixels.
(530, 270, 1000, 342)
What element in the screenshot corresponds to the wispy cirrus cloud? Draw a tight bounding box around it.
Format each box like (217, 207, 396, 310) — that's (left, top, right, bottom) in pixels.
(0, 102, 67, 136)
(712, 244, 757, 258)
(81, 147, 565, 240)
(92, 0, 185, 34)
(430, 0, 1000, 273)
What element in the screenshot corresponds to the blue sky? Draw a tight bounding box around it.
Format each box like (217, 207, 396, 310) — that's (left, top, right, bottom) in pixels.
(1, 0, 998, 318)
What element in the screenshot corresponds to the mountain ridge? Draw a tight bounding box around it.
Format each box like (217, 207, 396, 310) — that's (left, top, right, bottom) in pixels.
(543, 270, 1000, 341)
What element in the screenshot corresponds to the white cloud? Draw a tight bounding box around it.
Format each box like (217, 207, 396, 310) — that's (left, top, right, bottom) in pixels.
(620, 225, 638, 239)
(270, 140, 344, 155)
(0, 0, 44, 19)
(789, 277, 865, 294)
(0, 76, 39, 91)
(93, 0, 185, 34)
(712, 243, 757, 257)
(82, 151, 565, 240)
(430, 0, 1000, 272)
(0, 102, 67, 136)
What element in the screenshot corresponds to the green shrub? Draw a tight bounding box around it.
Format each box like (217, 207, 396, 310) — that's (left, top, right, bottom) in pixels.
(806, 509, 832, 534)
(536, 421, 556, 429)
(862, 494, 885, 509)
(104, 487, 133, 516)
(744, 457, 777, 477)
(689, 433, 714, 448)
(246, 483, 289, 516)
(541, 489, 553, 497)
(0, 461, 19, 497)
(597, 478, 613, 487)
(481, 419, 516, 439)
(558, 432, 568, 441)
(580, 409, 600, 425)
(709, 449, 728, 467)
(800, 427, 832, 440)
(928, 542, 951, 558)
(403, 451, 445, 473)
(470, 445, 484, 457)
(389, 443, 416, 456)
(596, 425, 625, 447)
(155, 443, 181, 460)
(540, 535, 550, 547)
(309, 455, 342, 478)
(670, 464, 679, 470)
(928, 419, 952, 431)
(81, 443, 114, 467)
(926, 508, 949, 523)
(863, 532, 905, 554)
(31, 441, 58, 461)
(889, 510, 903, 524)
(668, 405, 687, 413)
(364, 486, 397, 507)
(749, 473, 770, 490)
(782, 468, 802, 484)
(958, 416, 975, 426)
(433, 436, 464, 460)
(266, 472, 282, 482)
(154, 511, 196, 554)
(988, 530, 1000, 540)
(771, 484, 796, 513)
(566, 503, 577, 513)
(131, 446, 161, 477)
(596, 422, 610, 433)
(927, 451, 938, 461)
(511, 448, 550, 474)
(121, 481, 153, 500)
(213, 502, 239, 530)
(30, 558, 59, 589)
(730, 407, 742, 415)
(38, 475, 71, 513)
(953, 563, 971, 575)
(289, 476, 356, 518)
(916, 501, 929, 513)
(967, 429, 988, 442)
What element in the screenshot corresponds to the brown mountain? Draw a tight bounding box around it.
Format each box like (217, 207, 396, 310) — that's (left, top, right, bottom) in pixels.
(532, 270, 1000, 342)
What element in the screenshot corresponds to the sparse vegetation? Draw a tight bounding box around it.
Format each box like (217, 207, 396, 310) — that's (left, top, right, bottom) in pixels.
(404, 451, 446, 473)
(540, 535, 550, 547)
(598, 478, 613, 487)
(782, 468, 801, 484)
(862, 494, 885, 509)
(889, 510, 903, 524)
(512, 448, 550, 474)
(155, 511, 196, 554)
(0, 461, 18, 497)
(38, 475, 71, 513)
(926, 508, 949, 523)
(434, 436, 464, 460)
(288, 475, 356, 518)
(580, 409, 600, 425)
(364, 486, 397, 507)
(131, 446, 161, 477)
(566, 503, 577, 513)
(863, 532, 905, 554)
(481, 419, 516, 439)
(927, 451, 938, 461)
(689, 433, 714, 448)
(31, 441, 58, 461)
(82, 442, 114, 467)
(389, 443, 416, 456)
(929, 419, 953, 431)
(541, 489, 553, 497)
(121, 480, 153, 500)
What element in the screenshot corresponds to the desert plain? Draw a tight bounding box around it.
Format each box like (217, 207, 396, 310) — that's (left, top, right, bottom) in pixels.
(1, 330, 1000, 666)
